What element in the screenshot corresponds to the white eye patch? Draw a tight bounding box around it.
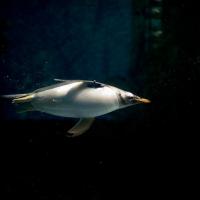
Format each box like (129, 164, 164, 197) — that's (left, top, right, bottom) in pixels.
(126, 92, 134, 98)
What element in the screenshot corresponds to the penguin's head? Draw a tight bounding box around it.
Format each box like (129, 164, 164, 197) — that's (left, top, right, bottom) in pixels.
(119, 91, 151, 108)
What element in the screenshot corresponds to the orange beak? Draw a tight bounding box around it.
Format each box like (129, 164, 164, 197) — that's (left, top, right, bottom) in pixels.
(136, 97, 151, 104)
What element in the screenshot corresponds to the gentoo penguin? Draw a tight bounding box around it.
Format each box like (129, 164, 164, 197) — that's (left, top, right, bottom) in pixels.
(2, 79, 150, 137)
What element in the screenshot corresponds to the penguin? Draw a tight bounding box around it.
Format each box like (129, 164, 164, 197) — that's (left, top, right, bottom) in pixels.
(1, 79, 150, 137)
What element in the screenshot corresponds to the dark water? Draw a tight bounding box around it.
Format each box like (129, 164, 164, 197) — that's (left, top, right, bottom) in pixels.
(0, 0, 197, 199)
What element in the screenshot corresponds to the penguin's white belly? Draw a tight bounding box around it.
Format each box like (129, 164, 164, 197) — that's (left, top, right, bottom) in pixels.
(31, 82, 119, 118)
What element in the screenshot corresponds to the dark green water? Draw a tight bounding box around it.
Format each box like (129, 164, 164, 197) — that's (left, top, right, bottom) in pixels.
(0, 0, 197, 199)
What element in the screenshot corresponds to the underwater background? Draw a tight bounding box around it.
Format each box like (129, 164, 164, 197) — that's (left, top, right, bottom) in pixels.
(0, 0, 198, 199)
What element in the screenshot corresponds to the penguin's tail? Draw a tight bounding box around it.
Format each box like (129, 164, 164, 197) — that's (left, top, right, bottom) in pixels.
(0, 93, 35, 104)
(1, 93, 35, 113)
(1, 93, 28, 99)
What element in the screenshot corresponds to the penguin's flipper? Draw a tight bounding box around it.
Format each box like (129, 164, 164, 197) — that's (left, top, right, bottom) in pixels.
(67, 118, 95, 137)
(53, 79, 84, 83)
(54, 78, 68, 82)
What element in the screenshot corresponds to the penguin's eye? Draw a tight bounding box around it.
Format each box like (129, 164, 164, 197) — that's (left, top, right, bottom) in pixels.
(127, 96, 134, 102)
(127, 96, 133, 99)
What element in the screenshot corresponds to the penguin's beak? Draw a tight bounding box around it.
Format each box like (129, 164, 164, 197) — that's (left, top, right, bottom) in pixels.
(135, 97, 151, 104)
